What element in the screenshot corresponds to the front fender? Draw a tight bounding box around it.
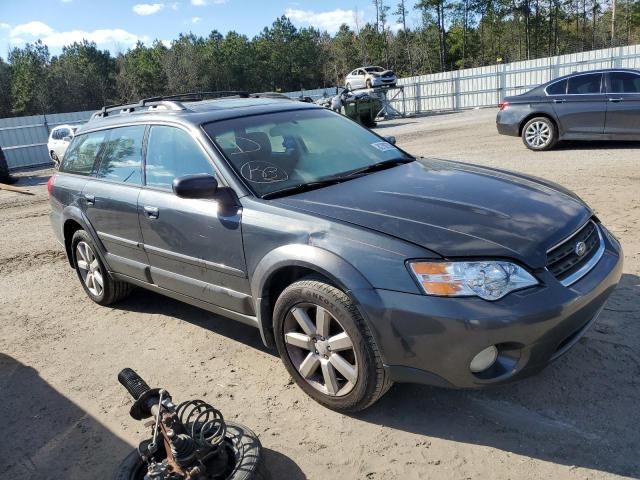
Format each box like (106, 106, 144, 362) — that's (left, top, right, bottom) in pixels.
(251, 244, 386, 351)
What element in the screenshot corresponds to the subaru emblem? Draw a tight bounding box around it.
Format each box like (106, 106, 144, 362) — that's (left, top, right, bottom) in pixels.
(575, 241, 587, 257)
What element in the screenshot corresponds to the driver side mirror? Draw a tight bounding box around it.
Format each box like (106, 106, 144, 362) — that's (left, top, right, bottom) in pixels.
(173, 174, 218, 199)
(384, 136, 396, 145)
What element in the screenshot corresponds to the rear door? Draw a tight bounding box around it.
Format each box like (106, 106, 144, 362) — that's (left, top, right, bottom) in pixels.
(81, 125, 149, 281)
(604, 71, 640, 137)
(551, 73, 606, 135)
(138, 124, 251, 315)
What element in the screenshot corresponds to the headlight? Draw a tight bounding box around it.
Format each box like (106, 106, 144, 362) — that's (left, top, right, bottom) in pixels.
(408, 260, 538, 301)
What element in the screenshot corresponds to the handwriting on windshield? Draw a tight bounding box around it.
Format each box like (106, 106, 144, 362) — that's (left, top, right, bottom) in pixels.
(240, 161, 289, 184)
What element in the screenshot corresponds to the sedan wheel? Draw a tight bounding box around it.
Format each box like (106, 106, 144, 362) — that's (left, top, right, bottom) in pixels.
(522, 117, 557, 151)
(284, 304, 358, 396)
(76, 241, 104, 297)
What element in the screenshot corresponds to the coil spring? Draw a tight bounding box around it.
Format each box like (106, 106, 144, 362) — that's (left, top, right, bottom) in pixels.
(176, 399, 227, 448)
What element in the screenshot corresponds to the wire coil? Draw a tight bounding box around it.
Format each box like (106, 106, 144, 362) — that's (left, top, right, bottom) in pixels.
(176, 399, 227, 448)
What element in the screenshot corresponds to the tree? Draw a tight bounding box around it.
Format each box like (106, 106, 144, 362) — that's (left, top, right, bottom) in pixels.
(116, 41, 167, 102)
(0, 58, 11, 118)
(8, 41, 51, 115)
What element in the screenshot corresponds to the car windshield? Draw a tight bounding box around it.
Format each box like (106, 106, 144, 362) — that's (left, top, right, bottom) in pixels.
(203, 108, 413, 198)
(365, 66, 385, 73)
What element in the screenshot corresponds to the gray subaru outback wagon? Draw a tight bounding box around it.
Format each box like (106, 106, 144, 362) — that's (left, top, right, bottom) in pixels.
(49, 93, 623, 411)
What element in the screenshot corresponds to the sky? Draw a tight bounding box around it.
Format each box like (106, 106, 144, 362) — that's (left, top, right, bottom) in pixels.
(0, 0, 421, 57)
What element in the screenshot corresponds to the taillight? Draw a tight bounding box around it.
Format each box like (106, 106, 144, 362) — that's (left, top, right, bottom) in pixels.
(498, 101, 509, 111)
(47, 175, 55, 195)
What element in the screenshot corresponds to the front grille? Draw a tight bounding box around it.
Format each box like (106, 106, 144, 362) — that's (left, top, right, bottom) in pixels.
(547, 221, 601, 282)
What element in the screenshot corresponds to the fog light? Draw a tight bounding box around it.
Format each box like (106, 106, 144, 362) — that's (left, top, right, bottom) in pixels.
(470, 346, 498, 373)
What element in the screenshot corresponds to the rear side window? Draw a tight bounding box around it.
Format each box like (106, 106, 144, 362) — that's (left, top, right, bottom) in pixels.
(145, 126, 214, 191)
(60, 130, 107, 176)
(96, 125, 145, 185)
(567, 74, 602, 94)
(608, 72, 640, 93)
(546, 79, 567, 95)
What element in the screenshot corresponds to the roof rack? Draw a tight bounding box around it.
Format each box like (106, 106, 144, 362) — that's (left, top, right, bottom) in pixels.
(90, 91, 251, 120)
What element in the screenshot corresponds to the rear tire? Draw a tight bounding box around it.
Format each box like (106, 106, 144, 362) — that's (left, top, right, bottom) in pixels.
(345, 83, 352, 92)
(71, 230, 132, 306)
(273, 277, 391, 412)
(521, 116, 558, 151)
(0, 147, 16, 184)
(50, 151, 60, 167)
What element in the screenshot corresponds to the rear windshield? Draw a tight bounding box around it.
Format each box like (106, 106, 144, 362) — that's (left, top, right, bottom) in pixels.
(203, 108, 411, 197)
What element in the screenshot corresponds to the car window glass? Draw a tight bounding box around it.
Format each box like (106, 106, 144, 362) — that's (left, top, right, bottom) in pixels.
(96, 126, 145, 185)
(567, 74, 602, 94)
(145, 125, 215, 191)
(205, 108, 412, 197)
(608, 72, 640, 93)
(59, 128, 70, 139)
(546, 80, 566, 95)
(60, 130, 107, 176)
(52, 129, 61, 140)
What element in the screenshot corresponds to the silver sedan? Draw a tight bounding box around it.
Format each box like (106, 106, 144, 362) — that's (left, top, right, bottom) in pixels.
(345, 66, 397, 91)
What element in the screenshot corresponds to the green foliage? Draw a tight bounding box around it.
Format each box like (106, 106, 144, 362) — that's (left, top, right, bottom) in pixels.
(2, 4, 640, 117)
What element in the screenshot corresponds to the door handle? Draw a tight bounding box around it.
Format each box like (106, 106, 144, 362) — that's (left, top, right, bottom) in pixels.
(84, 193, 95, 205)
(608, 97, 624, 102)
(143, 206, 159, 219)
(553, 99, 565, 104)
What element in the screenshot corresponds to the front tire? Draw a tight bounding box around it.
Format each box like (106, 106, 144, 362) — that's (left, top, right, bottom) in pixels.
(273, 278, 391, 412)
(71, 230, 132, 306)
(522, 116, 558, 151)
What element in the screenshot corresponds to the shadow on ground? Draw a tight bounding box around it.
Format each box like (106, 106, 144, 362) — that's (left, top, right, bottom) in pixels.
(114, 290, 274, 356)
(0, 353, 131, 480)
(355, 273, 640, 478)
(555, 140, 640, 151)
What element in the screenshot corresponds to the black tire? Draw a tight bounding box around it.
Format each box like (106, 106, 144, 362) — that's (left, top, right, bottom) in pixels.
(71, 230, 132, 306)
(345, 83, 352, 92)
(0, 146, 16, 184)
(521, 116, 558, 151)
(273, 277, 391, 412)
(113, 422, 265, 480)
(366, 79, 372, 89)
(50, 151, 60, 167)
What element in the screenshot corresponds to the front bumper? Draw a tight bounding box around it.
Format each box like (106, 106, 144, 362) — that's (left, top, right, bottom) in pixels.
(370, 77, 397, 87)
(358, 231, 623, 388)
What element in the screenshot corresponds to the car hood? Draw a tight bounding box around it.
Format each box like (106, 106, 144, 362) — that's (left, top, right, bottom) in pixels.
(273, 158, 592, 268)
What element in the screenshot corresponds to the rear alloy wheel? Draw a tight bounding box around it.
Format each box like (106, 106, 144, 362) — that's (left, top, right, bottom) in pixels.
(522, 117, 558, 151)
(71, 230, 132, 306)
(274, 278, 391, 412)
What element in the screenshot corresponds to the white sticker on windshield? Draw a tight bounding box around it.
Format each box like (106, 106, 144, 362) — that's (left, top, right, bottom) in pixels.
(371, 142, 396, 152)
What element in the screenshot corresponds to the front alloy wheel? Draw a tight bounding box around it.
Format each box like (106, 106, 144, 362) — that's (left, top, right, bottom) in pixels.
(284, 304, 358, 396)
(273, 278, 391, 412)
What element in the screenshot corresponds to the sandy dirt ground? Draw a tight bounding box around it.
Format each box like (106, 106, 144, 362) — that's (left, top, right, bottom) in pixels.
(1, 108, 639, 480)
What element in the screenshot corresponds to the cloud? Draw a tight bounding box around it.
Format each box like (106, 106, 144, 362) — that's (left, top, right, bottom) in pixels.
(61, 0, 73, 3)
(10, 21, 54, 38)
(191, 0, 225, 5)
(170, 2, 179, 10)
(133, 3, 165, 15)
(191, 16, 201, 23)
(0, 23, 11, 30)
(284, 8, 364, 33)
(8, 22, 148, 50)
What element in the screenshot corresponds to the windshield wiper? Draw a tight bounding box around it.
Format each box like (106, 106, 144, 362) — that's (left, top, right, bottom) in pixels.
(262, 178, 345, 199)
(341, 158, 414, 178)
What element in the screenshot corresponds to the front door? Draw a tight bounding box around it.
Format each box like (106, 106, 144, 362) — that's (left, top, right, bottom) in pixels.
(81, 125, 149, 281)
(604, 71, 640, 137)
(552, 73, 606, 136)
(138, 125, 251, 315)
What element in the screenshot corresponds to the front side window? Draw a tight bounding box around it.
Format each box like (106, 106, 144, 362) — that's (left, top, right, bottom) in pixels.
(60, 130, 107, 176)
(608, 72, 640, 93)
(145, 125, 215, 191)
(204, 108, 413, 197)
(96, 125, 145, 185)
(567, 74, 602, 95)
